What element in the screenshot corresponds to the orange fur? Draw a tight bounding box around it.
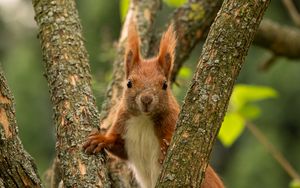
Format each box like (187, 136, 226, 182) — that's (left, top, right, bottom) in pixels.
(158, 23, 176, 78)
(83, 22, 224, 188)
(125, 21, 140, 78)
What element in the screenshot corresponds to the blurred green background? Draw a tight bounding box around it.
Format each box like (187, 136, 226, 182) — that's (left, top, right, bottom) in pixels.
(0, 0, 299, 187)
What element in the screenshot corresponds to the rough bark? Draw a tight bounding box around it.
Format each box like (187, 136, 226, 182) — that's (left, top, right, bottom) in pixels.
(169, 0, 300, 80)
(255, 18, 300, 59)
(157, 0, 270, 187)
(168, 0, 222, 83)
(32, 0, 110, 187)
(169, 1, 300, 81)
(0, 67, 42, 188)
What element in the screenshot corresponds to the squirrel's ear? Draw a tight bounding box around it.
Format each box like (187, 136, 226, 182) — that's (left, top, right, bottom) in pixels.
(125, 20, 140, 78)
(158, 24, 176, 79)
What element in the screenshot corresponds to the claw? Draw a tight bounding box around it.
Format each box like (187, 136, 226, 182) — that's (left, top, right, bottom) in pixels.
(93, 143, 105, 154)
(82, 132, 107, 155)
(87, 128, 100, 137)
(162, 139, 169, 146)
(85, 145, 96, 154)
(82, 140, 91, 149)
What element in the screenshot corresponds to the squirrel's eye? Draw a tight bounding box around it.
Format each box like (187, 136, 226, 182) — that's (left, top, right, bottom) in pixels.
(162, 80, 168, 90)
(127, 79, 132, 88)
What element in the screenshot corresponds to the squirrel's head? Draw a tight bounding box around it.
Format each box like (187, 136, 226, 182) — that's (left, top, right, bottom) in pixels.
(123, 22, 176, 116)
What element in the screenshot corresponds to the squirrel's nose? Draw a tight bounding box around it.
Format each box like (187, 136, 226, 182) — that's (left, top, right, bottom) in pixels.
(140, 95, 153, 105)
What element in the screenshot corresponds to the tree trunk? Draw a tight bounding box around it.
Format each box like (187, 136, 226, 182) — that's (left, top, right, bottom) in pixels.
(0, 67, 41, 188)
(32, 0, 111, 187)
(157, 0, 270, 187)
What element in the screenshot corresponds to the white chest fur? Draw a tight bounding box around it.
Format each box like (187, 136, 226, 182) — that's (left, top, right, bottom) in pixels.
(124, 115, 161, 188)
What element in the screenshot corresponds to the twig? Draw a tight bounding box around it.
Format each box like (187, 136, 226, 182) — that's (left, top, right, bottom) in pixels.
(282, 0, 300, 27)
(258, 52, 277, 71)
(254, 19, 300, 59)
(246, 121, 300, 181)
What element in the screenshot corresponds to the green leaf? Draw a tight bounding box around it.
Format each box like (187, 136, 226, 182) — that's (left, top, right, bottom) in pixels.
(239, 104, 261, 120)
(231, 84, 278, 110)
(218, 113, 245, 147)
(163, 0, 187, 7)
(290, 180, 300, 188)
(218, 85, 278, 146)
(120, 0, 130, 22)
(178, 66, 192, 79)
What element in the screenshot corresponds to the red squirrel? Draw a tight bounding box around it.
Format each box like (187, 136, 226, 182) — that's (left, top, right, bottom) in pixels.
(83, 22, 224, 188)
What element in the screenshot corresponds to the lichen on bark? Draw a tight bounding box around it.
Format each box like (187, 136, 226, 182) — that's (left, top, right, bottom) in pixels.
(168, 0, 222, 83)
(32, 0, 110, 187)
(157, 0, 270, 187)
(0, 67, 42, 188)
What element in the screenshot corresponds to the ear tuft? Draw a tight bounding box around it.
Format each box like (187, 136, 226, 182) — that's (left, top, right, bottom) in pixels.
(125, 20, 140, 78)
(158, 23, 177, 79)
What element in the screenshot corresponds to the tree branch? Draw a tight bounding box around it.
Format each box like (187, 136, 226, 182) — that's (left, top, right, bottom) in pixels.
(169, 0, 222, 83)
(246, 122, 300, 181)
(169, 1, 300, 81)
(32, 0, 111, 187)
(282, 0, 300, 27)
(157, 0, 270, 187)
(0, 67, 41, 187)
(255, 18, 300, 59)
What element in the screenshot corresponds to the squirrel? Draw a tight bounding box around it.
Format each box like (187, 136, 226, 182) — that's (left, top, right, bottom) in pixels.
(83, 21, 224, 188)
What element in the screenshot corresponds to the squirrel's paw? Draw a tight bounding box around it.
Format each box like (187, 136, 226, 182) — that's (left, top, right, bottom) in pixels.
(83, 133, 107, 154)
